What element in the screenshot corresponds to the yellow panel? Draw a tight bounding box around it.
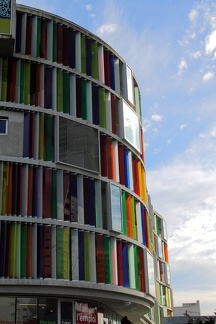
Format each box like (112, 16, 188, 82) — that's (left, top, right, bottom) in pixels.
(0, 18, 10, 34)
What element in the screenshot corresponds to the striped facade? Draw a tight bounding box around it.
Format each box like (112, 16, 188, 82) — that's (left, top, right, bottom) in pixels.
(0, 1, 172, 323)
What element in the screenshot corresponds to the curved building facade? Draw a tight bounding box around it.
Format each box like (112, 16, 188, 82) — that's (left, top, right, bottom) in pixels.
(0, 1, 172, 323)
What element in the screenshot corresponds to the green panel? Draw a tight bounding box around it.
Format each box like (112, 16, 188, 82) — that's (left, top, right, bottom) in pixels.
(21, 223, 27, 278)
(56, 227, 64, 279)
(57, 70, 63, 112)
(0, 18, 11, 34)
(81, 34, 86, 74)
(63, 72, 70, 114)
(84, 232, 90, 281)
(24, 62, 31, 105)
(20, 61, 25, 103)
(81, 79, 87, 120)
(63, 228, 70, 279)
(36, 17, 41, 57)
(45, 115, 53, 161)
(99, 88, 106, 128)
(53, 22, 57, 62)
(52, 169, 57, 219)
(121, 192, 127, 236)
(104, 236, 111, 284)
(131, 197, 137, 240)
(91, 42, 99, 80)
(133, 246, 139, 290)
(1, 58, 8, 101)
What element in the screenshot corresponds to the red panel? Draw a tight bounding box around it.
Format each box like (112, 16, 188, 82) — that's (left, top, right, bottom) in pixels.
(111, 95, 118, 135)
(117, 240, 123, 286)
(107, 137, 115, 180)
(63, 172, 70, 221)
(96, 234, 105, 283)
(138, 248, 145, 292)
(43, 226, 52, 278)
(43, 168, 52, 218)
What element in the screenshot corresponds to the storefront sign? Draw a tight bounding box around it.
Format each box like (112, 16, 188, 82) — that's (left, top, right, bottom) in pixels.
(76, 303, 97, 324)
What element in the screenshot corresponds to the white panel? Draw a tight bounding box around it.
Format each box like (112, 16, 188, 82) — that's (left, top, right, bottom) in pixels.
(105, 92, 112, 132)
(126, 65, 134, 105)
(31, 16, 37, 57)
(110, 237, 118, 285)
(52, 225, 56, 279)
(70, 74, 76, 116)
(98, 45, 105, 83)
(57, 169, 64, 220)
(71, 229, 79, 280)
(114, 58, 120, 94)
(128, 151, 134, 191)
(145, 251, 156, 297)
(89, 232, 96, 282)
(128, 243, 136, 289)
(77, 175, 84, 224)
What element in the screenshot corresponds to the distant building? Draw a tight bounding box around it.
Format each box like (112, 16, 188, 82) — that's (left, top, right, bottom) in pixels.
(173, 301, 201, 317)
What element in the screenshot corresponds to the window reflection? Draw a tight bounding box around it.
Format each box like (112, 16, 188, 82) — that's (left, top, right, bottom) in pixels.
(16, 297, 37, 324)
(110, 184, 122, 232)
(59, 117, 99, 172)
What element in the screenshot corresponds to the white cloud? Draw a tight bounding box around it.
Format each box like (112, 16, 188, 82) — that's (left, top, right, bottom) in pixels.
(178, 57, 187, 74)
(205, 30, 216, 54)
(97, 23, 118, 35)
(202, 71, 214, 81)
(189, 9, 198, 22)
(85, 4, 92, 11)
(151, 114, 163, 122)
(180, 124, 187, 130)
(191, 51, 202, 59)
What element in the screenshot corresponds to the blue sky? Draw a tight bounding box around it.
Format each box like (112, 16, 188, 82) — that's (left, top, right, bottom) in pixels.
(17, 0, 216, 316)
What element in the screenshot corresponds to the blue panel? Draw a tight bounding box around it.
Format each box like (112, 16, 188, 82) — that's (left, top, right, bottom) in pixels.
(122, 242, 129, 287)
(124, 149, 130, 188)
(92, 85, 99, 125)
(69, 30, 76, 68)
(15, 13, 22, 53)
(109, 54, 115, 90)
(141, 205, 147, 246)
(0, 222, 7, 277)
(86, 38, 91, 76)
(70, 174, 78, 222)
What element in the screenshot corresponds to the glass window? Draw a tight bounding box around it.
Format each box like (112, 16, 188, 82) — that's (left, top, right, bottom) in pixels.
(38, 298, 58, 323)
(110, 184, 122, 232)
(146, 252, 156, 297)
(16, 297, 37, 324)
(61, 301, 73, 324)
(0, 117, 8, 135)
(122, 101, 140, 152)
(0, 297, 15, 323)
(59, 117, 99, 173)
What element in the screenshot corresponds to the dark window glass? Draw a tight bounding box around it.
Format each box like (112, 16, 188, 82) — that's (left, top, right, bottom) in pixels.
(0, 297, 15, 323)
(59, 117, 99, 173)
(0, 118, 8, 134)
(38, 298, 58, 323)
(16, 297, 37, 324)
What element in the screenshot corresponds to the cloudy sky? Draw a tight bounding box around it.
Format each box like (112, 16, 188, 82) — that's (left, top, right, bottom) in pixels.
(17, 0, 216, 316)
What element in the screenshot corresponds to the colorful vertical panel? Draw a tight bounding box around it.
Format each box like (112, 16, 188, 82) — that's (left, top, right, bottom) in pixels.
(43, 168, 52, 219)
(117, 240, 123, 286)
(95, 234, 104, 283)
(122, 242, 129, 288)
(104, 236, 111, 284)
